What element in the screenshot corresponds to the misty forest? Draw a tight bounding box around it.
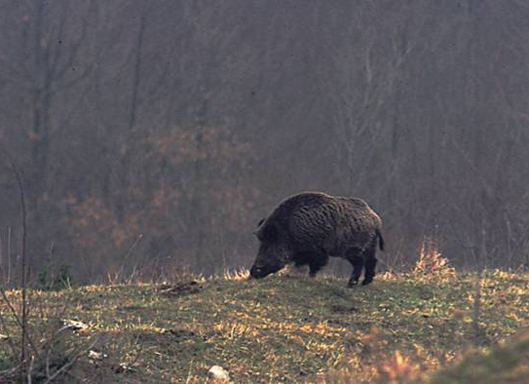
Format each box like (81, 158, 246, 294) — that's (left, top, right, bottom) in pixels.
(2, 1, 529, 284)
(2, 1, 529, 383)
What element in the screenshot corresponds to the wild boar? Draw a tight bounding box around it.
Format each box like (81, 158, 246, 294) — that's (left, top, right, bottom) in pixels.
(250, 192, 384, 287)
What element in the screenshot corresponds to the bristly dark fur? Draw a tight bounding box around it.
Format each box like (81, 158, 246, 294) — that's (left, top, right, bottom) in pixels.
(250, 191, 384, 287)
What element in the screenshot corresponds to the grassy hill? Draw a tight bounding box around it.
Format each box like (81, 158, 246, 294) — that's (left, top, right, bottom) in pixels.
(1, 267, 529, 383)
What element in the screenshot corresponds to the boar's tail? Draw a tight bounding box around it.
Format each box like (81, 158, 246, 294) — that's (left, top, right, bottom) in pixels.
(376, 228, 385, 251)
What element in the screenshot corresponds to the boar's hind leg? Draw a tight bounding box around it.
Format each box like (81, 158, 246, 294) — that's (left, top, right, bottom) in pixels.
(362, 241, 378, 286)
(363, 257, 377, 285)
(345, 248, 364, 287)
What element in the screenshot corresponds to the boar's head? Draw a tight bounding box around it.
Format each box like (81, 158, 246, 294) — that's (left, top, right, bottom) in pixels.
(250, 222, 289, 279)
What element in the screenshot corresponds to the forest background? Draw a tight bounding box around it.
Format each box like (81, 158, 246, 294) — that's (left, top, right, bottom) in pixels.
(1, 0, 529, 284)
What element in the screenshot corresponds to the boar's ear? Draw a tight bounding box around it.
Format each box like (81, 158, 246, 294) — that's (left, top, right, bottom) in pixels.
(261, 223, 278, 242)
(253, 218, 266, 236)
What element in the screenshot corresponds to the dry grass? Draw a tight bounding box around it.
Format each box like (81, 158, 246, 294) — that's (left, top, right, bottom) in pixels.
(0, 264, 528, 383)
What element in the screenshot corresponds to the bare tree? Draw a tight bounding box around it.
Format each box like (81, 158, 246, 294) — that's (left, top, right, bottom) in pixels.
(0, 0, 102, 267)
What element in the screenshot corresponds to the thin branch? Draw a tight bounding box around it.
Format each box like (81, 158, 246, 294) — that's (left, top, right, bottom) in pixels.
(10, 161, 29, 378)
(28, 355, 34, 384)
(0, 363, 21, 382)
(0, 289, 40, 359)
(0, 305, 17, 355)
(43, 333, 103, 384)
(116, 234, 144, 283)
(7, 226, 11, 286)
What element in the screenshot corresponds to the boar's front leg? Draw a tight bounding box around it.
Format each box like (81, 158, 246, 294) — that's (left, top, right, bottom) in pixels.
(308, 253, 329, 277)
(293, 251, 329, 277)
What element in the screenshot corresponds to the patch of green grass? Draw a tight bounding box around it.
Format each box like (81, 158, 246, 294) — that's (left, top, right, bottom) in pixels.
(429, 331, 529, 384)
(1, 269, 528, 382)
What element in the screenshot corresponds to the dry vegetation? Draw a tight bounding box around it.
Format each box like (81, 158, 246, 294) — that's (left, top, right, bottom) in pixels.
(1, 261, 529, 383)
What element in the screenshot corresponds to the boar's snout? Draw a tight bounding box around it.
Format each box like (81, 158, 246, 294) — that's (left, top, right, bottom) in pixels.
(249, 263, 283, 279)
(249, 266, 263, 278)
